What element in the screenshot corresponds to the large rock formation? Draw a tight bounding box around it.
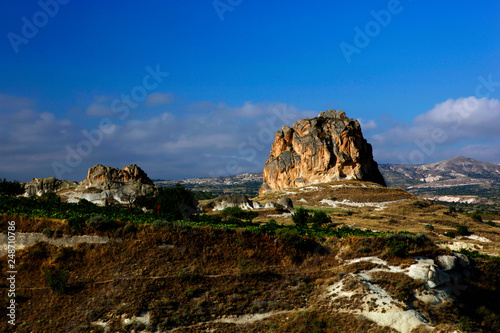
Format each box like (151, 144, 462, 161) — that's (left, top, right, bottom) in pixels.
(260, 109, 386, 194)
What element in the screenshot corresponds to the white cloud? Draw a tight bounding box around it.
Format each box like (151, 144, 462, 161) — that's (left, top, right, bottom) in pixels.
(0, 94, 34, 111)
(358, 118, 379, 130)
(108, 102, 315, 178)
(145, 92, 174, 107)
(368, 97, 500, 164)
(86, 103, 113, 117)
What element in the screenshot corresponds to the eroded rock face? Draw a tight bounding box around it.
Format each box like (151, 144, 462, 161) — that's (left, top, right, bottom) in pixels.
(260, 110, 386, 194)
(82, 164, 154, 186)
(24, 177, 78, 196)
(24, 164, 157, 206)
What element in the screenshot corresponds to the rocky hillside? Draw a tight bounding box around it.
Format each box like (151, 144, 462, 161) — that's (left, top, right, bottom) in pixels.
(260, 110, 386, 194)
(2, 181, 500, 332)
(380, 156, 500, 188)
(24, 164, 157, 206)
(380, 156, 500, 205)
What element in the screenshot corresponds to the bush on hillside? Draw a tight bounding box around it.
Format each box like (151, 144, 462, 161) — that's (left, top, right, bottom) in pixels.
(43, 266, 69, 293)
(309, 211, 331, 229)
(219, 206, 258, 222)
(0, 178, 24, 196)
(292, 208, 310, 228)
(156, 184, 198, 221)
(67, 216, 85, 233)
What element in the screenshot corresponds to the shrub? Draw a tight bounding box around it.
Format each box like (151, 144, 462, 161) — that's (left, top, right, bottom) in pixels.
(225, 217, 244, 226)
(42, 228, 53, 238)
(68, 216, 85, 233)
(258, 219, 279, 235)
(0, 178, 24, 196)
(124, 223, 137, 233)
(55, 247, 77, 261)
(456, 225, 470, 236)
(156, 184, 198, 221)
(309, 211, 331, 229)
(220, 206, 244, 218)
(219, 206, 258, 221)
(357, 246, 371, 253)
(387, 239, 409, 257)
(471, 213, 483, 223)
(292, 208, 310, 228)
(386, 234, 411, 257)
(444, 231, 456, 238)
(134, 191, 156, 210)
(424, 224, 434, 230)
(412, 200, 430, 208)
(78, 199, 95, 207)
(39, 192, 60, 202)
(152, 220, 172, 228)
(88, 215, 118, 231)
(43, 266, 69, 293)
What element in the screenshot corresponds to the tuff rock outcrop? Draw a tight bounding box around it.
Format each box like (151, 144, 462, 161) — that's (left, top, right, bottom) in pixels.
(81, 164, 154, 186)
(24, 177, 78, 197)
(260, 109, 386, 194)
(24, 164, 157, 206)
(212, 194, 263, 211)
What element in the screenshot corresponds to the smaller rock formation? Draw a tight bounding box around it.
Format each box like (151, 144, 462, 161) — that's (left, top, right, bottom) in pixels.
(81, 164, 154, 187)
(408, 253, 470, 306)
(277, 197, 293, 209)
(24, 177, 77, 197)
(212, 194, 262, 211)
(436, 255, 457, 271)
(24, 164, 157, 206)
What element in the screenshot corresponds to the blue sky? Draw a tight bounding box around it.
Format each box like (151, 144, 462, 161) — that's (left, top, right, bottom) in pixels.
(1, 0, 499, 182)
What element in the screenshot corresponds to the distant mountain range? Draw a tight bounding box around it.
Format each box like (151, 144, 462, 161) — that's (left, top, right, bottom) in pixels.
(156, 156, 500, 205)
(379, 156, 500, 205)
(379, 156, 500, 188)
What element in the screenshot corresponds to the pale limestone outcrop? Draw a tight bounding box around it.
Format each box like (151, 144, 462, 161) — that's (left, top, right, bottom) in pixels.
(24, 177, 78, 196)
(24, 164, 157, 206)
(212, 194, 263, 211)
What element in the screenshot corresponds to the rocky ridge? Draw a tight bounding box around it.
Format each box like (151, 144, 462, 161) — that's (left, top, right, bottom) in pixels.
(260, 109, 386, 194)
(24, 164, 157, 206)
(24, 177, 78, 197)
